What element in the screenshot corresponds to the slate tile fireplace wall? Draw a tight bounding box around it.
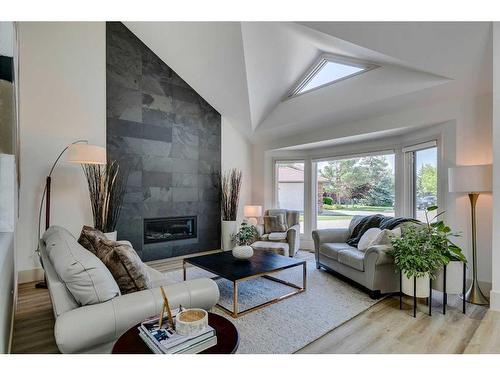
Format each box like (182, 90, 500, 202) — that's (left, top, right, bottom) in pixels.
(106, 22, 221, 261)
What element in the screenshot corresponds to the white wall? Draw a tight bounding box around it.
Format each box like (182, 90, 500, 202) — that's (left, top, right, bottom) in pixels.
(491, 22, 500, 311)
(16, 22, 106, 279)
(16, 24, 254, 281)
(221, 117, 253, 224)
(0, 155, 16, 353)
(252, 93, 493, 286)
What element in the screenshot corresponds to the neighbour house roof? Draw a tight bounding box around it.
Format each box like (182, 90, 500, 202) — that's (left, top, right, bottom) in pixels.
(278, 165, 326, 183)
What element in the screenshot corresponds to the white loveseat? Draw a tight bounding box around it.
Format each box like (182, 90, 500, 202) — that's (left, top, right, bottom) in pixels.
(39, 226, 219, 354)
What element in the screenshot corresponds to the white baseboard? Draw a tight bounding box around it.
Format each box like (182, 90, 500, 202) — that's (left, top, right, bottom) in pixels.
(18, 268, 44, 284)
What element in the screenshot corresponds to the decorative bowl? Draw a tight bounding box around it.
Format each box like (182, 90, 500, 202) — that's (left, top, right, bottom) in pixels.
(232, 245, 254, 259)
(175, 308, 208, 336)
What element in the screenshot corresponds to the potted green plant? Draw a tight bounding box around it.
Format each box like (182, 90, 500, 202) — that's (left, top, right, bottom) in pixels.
(231, 222, 258, 259)
(389, 206, 466, 298)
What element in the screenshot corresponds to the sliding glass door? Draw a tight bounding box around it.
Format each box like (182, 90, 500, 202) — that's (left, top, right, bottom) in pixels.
(315, 154, 395, 230)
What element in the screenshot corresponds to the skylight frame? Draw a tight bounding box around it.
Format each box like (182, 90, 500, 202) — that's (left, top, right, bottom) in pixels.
(286, 53, 379, 99)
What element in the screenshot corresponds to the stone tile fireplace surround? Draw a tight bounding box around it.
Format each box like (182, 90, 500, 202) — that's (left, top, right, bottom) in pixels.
(106, 22, 221, 261)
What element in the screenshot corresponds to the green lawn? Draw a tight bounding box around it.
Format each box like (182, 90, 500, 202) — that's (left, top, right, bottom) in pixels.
(317, 215, 353, 221)
(322, 204, 394, 212)
(299, 214, 353, 221)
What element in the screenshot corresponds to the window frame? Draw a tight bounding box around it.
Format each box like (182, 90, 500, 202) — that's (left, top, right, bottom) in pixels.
(313, 150, 397, 230)
(402, 139, 440, 219)
(286, 53, 379, 99)
(273, 159, 307, 234)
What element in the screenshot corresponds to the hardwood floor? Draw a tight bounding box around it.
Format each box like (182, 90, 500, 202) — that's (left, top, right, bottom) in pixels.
(11, 279, 498, 354)
(297, 295, 488, 354)
(12, 282, 59, 354)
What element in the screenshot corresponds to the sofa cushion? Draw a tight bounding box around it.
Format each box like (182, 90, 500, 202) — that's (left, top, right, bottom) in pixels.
(337, 248, 365, 271)
(358, 228, 382, 251)
(92, 238, 152, 295)
(319, 243, 357, 261)
(42, 226, 120, 306)
(268, 232, 288, 241)
(263, 214, 287, 234)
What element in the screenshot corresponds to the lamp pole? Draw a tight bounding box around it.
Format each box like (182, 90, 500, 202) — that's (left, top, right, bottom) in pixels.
(465, 192, 489, 305)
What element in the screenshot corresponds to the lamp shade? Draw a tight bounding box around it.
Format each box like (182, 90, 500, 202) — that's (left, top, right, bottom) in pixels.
(66, 144, 106, 165)
(448, 164, 492, 193)
(244, 205, 262, 218)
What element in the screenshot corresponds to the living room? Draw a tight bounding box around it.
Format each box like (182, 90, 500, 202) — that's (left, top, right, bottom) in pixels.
(2, 0, 500, 372)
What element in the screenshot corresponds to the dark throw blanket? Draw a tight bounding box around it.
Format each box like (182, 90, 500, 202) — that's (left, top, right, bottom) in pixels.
(346, 214, 418, 247)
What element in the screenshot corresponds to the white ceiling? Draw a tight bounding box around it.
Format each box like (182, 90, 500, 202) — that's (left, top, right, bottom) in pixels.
(124, 21, 492, 145)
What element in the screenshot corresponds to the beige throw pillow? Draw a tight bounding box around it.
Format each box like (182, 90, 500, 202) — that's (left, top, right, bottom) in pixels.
(263, 214, 288, 234)
(357, 228, 382, 251)
(370, 227, 402, 247)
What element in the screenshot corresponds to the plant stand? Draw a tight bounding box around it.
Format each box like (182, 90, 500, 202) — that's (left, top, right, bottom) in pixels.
(439, 262, 467, 315)
(399, 271, 432, 318)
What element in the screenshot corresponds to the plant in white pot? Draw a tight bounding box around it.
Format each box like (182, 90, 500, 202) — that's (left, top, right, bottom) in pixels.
(231, 222, 258, 259)
(389, 206, 466, 316)
(221, 168, 242, 251)
(82, 160, 127, 240)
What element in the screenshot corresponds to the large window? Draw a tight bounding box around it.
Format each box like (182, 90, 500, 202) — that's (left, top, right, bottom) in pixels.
(275, 161, 305, 233)
(316, 154, 395, 229)
(405, 143, 438, 221)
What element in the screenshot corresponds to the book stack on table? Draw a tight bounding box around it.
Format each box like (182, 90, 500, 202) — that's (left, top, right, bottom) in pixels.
(138, 313, 217, 354)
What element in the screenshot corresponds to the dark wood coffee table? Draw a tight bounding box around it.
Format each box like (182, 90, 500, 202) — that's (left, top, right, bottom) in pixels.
(184, 251, 306, 318)
(112, 312, 239, 354)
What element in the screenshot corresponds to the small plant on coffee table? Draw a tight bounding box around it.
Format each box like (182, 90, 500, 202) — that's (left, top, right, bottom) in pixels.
(233, 222, 259, 246)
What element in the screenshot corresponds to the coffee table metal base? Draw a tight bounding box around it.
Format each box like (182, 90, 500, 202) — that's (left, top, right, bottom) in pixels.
(184, 261, 306, 318)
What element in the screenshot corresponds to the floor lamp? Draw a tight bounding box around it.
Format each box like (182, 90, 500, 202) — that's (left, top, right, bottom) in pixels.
(35, 140, 106, 288)
(448, 164, 492, 305)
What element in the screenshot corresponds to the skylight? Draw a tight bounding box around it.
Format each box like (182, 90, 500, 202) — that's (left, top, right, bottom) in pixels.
(288, 54, 377, 98)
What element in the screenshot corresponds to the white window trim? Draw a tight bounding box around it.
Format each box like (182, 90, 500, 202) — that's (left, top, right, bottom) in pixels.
(286, 53, 379, 100)
(402, 138, 440, 219)
(313, 150, 398, 231)
(273, 159, 307, 236)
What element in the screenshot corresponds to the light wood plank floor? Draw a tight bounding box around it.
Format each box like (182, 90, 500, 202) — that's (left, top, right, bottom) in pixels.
(11, 279, 499, 354)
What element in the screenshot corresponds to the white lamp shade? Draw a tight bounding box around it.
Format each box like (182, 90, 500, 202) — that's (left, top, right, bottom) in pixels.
(448, 164, 492, 193)
(244, 205, 262, 218)
(66, 144, 106, 165)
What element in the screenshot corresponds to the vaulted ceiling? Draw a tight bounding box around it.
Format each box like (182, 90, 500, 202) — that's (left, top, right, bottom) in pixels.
(124, 22, 492, 144)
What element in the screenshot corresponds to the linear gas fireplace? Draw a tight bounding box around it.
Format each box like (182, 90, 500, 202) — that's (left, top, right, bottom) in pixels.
(143, 216, 197, 244)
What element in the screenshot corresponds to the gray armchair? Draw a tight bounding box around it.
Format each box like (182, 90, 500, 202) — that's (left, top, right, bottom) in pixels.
(312, 215, 400, 298)
(252, 209, 301, 257)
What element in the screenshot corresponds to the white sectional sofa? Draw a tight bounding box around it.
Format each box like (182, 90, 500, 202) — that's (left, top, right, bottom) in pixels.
(39, 226, 219, 353)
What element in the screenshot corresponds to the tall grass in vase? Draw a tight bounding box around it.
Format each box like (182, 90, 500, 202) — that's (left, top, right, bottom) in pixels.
(221, 169, 242, 251)
(83, 160, 127, 239)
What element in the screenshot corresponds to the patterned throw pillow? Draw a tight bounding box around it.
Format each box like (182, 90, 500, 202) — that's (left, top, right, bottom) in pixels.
(263, 214, 288, 234)
(94, 239, 152, 294)
(78, 225, 108, 257)
(78, 226, 152, 294)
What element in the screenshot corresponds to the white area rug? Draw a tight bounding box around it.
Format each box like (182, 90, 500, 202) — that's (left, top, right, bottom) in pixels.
(162, 251, 379, 353)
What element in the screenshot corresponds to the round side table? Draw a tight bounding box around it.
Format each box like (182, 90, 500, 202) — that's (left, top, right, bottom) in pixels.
(112, 312, 239, 354)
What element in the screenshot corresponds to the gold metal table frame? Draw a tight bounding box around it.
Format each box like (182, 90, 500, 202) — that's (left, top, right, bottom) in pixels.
(183, 260, 307, 318)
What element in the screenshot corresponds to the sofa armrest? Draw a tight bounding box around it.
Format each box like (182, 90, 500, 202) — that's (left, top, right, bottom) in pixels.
(54, 278, 219, 353)
(286, 224, 300, 257)
(364, 244, 394, 266)
(312, 228, 350, 250)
